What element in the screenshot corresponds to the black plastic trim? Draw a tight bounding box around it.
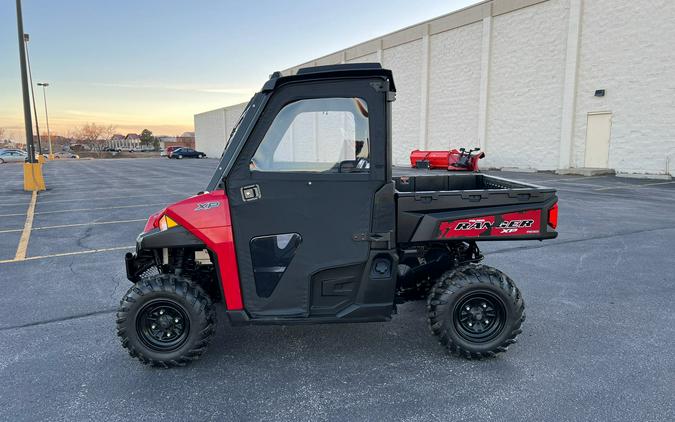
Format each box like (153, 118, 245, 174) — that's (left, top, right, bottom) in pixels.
(138, 226, 205, 250)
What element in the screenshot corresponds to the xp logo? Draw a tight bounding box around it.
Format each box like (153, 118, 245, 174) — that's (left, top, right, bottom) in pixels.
(194, 201, 221, 211)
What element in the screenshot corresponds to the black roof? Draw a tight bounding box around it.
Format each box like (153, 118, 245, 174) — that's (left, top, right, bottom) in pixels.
(262, 63, 396, 93)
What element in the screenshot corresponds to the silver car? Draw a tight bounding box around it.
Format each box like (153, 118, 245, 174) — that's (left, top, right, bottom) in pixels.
(0, 150, 27, 163)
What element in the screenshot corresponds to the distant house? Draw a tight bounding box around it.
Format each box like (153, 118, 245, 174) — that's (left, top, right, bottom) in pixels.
(108, 133, 142, 150)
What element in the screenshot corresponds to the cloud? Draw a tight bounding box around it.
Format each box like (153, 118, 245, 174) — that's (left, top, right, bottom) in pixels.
(87, 82, 254, 95)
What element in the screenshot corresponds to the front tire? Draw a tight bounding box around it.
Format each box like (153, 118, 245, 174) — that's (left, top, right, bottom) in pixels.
(177, 155, 183, 159)
(116, 274, 216, 367)
(427, 264, 524, 359)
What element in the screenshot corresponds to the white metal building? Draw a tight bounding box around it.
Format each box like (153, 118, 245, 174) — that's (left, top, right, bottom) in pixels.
(195, 0, 675, 177)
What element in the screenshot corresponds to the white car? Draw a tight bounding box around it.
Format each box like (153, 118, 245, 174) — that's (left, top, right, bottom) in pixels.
(52, 152, 79, 159)
(0, 150, 27, 163)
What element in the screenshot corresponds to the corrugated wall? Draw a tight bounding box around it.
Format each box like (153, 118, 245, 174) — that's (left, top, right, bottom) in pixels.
(195, 0, 675, 176)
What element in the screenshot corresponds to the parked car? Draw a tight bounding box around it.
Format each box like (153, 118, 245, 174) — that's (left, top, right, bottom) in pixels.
(162, 146, 182, 157)
(0, 150, 27, 163)
(0, 148, 27, 155)
(170, 147, 206, 159)
(52, 152, 79, 159)
(103, 147, 122, 152)
(129, 146, 155, 153)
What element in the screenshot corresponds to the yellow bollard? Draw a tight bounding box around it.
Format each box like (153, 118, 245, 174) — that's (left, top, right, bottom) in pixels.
(23, 162, 46, 191)
(37, 154, 47, 163)
(48, 153, 55, 160)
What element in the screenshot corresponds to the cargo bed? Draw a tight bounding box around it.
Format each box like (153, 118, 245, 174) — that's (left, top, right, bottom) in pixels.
(394, 173, 558, 244)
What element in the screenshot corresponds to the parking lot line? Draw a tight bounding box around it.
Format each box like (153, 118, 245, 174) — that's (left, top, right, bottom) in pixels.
(0, 228, 26, 234)
(0, 218, 147, 234)
(594, 180, 675, 191)
(0, 202, 167, 218)
(13, 191, 37, 261)
(33, 218, 146, 230)
(0, 245, 134, 265)
(31, 202, 168, 216)
(0, 211, 28, 217)
(0, 193, 183, 207)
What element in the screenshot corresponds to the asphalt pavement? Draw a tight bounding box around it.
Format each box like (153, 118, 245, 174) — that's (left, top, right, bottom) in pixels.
(0, 158, 673, 421)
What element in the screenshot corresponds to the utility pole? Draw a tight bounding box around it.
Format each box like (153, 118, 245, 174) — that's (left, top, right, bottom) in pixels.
(24, 33, 42, 155)
(15, 0, 36, 164)
(38, 82, 53, 160)
(16, 0, 45, 191)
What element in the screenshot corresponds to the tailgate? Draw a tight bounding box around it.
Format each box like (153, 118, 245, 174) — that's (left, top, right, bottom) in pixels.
(395, 174, 558, 244)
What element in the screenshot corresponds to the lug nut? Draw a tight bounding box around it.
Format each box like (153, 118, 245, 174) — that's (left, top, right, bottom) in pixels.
(166, 333, 171, 337)
(174, 318, 179, 323)
(482, 303, 487, 308)
(468, 322, 473, 327)
(151, 324, 156, 330)
(485, 320, 489, 324)
(159, 310, 164, 315)
(465, 306, 470, 311)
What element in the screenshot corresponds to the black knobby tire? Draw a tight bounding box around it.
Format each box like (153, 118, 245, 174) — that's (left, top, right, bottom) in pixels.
(116, 274, 216, 367)
(427, 264, 525, 359)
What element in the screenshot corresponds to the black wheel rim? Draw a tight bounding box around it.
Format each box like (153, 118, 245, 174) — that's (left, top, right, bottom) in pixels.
(136, 300, 190, 352)
(453, 290, 507, 343)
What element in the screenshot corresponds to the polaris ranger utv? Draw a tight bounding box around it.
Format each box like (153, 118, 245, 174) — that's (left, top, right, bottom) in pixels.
(117, 64, 558, 367)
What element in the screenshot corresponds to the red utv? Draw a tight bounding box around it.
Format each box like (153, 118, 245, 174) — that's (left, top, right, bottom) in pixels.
(117, 64, 558, 367)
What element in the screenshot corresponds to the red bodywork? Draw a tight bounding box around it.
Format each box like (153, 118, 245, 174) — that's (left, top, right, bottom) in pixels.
(410, 149, 484, 171)
(147, 191, 243, 310)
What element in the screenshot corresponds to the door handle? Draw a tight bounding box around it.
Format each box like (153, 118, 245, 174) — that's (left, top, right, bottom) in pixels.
(241, 184, 261, 202)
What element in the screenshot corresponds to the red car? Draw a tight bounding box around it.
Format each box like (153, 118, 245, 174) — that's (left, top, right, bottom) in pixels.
(164, 146, 181, 158)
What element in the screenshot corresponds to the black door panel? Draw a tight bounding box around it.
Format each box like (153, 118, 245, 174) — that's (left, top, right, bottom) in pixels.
(226, 78, 392, 318)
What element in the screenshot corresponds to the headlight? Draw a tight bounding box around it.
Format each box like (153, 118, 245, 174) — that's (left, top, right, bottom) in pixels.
(158, 215, 179, 231)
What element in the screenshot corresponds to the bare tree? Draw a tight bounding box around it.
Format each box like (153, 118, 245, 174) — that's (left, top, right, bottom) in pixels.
(72, 123, 116, 157)
(0, 128, 12, 148)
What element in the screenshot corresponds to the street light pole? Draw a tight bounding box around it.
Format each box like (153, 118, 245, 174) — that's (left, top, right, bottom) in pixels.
(38, 82, 53, 160)
(24, 33, 42, 156)
(15, 0, 36, 164)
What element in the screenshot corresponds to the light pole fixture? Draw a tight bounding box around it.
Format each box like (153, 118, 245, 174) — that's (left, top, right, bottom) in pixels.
(38, 82, 53, 159)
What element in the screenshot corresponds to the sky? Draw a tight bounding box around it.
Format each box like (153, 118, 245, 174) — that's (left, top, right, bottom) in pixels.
(0, 0, 475, 141)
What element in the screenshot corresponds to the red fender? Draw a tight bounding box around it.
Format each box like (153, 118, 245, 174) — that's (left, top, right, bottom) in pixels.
(161, 190, 243, 310)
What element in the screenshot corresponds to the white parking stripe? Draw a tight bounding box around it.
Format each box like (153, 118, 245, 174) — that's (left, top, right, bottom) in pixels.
(594, 181, 675, 191)
(0, 245, 134, 264)
(0, 218, 147, 234)
(0, 202, 168, 218)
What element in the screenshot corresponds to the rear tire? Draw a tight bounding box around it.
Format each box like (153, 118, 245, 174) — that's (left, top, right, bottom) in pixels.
(427, 264, 524, 359)
(116, 274, 216, 367)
